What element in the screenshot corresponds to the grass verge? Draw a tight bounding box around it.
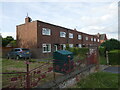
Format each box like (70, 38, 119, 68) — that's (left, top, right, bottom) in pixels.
(74, 72, 119, 88)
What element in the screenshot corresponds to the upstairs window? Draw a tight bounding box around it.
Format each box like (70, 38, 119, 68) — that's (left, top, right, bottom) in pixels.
(42, 44, 51, 53)
(69, 33, 73, 38)
(86, 37, 88, 40)
(78, 35, 82, 40)
(42, 28, 51, 35)
(94, 38, 96, 42)
(91, 38, 93, 41)
(60, 32, 66, 37)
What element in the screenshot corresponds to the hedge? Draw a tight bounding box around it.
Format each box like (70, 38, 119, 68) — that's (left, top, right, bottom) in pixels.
(99, 46, 106, 56)
(108, 50, 120, 65)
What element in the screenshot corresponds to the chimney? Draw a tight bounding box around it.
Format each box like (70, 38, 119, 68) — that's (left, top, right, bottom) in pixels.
(74, 28, 77, 31)
(97, 33, 100, 37)
(25, 17, 32, 23)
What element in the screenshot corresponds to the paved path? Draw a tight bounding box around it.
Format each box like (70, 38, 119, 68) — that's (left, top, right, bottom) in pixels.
(103, 66, 120, 74)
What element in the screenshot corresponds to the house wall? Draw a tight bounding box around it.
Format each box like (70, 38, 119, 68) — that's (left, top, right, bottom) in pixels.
(17, 17, 101, 58)
(16, 21, 38, 48)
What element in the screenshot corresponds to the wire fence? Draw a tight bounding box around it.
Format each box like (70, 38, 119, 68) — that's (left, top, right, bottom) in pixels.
(2, 50, 98, 88)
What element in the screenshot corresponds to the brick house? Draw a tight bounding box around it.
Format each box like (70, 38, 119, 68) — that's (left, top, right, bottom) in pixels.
(16, 17, 100, 58)
(96, 33, 107, 44)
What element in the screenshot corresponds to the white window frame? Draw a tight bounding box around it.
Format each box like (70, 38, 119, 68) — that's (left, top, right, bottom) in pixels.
(94, 38, 96, 42)
(60, 32, 66, 38)
(69, 33, 73, 38)
(91, 38, 93, 41)
(78, 44, 82, 48)
(42, 44, 51, 53)
(78, 35, 82, 40)
(42, 28, 51, 35)
(69, 44, 73, 48)
(86, 37, 88, 40)
(98, 39, 99, 42)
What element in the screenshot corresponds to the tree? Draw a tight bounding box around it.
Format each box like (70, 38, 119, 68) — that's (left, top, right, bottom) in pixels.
(101, 38, 120, 51)
(2, 36, 14, 47)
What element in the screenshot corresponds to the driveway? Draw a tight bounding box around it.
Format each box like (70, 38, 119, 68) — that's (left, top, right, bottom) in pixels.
(103, 66, 120, 74)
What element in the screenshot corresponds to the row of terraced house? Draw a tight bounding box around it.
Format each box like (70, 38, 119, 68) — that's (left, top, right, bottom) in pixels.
(16, 16, 107, 58)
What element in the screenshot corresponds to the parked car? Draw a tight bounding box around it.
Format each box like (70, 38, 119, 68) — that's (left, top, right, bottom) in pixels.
(7, 48, 32, 60)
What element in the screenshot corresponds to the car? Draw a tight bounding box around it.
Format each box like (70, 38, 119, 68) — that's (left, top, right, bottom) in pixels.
(7, 48, 32, 60)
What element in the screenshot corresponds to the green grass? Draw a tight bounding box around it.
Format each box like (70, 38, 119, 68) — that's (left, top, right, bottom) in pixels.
(2, 58, 51, 72)
(2, 58, 53, 88)
(74, 72, 119, 88)
(99, 55, 107, 65)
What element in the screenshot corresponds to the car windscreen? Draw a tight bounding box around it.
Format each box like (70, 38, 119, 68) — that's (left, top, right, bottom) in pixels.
(22, 49, 29, 51)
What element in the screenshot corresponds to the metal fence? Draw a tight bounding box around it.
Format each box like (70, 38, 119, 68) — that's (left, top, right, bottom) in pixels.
(2, 50, 98, 88)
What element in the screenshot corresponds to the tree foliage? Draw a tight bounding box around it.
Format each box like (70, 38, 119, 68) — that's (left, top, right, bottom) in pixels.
(2, 36, 14, 47)
(101, 38, 120, 51)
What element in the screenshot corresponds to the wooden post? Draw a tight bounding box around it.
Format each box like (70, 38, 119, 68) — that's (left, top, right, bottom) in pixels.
(68, 55, 71, 73)
(26, 60, 30, 89)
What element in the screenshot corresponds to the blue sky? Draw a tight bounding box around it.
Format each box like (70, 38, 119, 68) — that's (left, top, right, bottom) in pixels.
(0, 0, 119, 40)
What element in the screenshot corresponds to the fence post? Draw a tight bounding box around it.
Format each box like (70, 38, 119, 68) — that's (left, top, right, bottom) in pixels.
(68, 55, 71, 73)
(26, 60, 30, 88)
(106, 51, 109, 65)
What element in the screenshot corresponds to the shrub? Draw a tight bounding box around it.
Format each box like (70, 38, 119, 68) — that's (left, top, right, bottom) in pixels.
(108, 50, 120, 65)
(66, 47, 89, 56)
(101, 39, 120, 51)
(99, 46, 106, 56)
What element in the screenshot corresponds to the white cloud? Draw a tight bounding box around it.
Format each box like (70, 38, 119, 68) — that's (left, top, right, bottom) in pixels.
(1, 32, 16, 39)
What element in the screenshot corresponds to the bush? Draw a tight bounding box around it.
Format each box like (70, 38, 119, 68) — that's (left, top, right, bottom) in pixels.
(101, 39, 120, 51)
(66, 47, 89, 56)
(99, 46, 106, 56)
(108, 50, 120, 65)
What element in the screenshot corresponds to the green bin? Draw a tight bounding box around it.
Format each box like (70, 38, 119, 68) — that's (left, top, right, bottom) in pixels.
(53, 50, 74, 74)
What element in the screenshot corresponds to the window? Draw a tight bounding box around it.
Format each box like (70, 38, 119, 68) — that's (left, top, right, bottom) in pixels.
(42, 44, 51, 53)
(94, 38, 96, 42)
(86, 37, 88, 40)
(78, 35, 82, 40)
(91, 38, 93, 41)
(42, 28, 51, 35)
(60, 32, 66, 37)
(69, 44, 73, 48)
(98, 39, 99, 42)
(78, 44, 82, 48)
(69, 33, 73, 38)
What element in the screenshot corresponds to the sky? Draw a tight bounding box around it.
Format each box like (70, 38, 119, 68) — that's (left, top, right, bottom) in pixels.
(0, 0, 119, 40)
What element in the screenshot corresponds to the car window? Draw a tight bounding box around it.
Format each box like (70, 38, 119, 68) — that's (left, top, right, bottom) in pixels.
(22, 49, 29, 51)
(15, 49, 20, 51)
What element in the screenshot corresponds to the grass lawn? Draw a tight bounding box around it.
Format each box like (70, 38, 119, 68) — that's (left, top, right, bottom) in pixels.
(1, 58, 63, 88)
(73, 72, 119, 88)
(2, 58, 53, 72)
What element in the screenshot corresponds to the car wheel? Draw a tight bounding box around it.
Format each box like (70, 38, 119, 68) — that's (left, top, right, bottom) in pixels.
(16, 56, 20, 60)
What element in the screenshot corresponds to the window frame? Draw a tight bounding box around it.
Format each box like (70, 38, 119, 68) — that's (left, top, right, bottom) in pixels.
(69, 33, 73, 38)
(42, 28, 51, 35)
(86, 37, 88, 41)
(42, 44, 51, 53)
(60, 32, 66, 38)
(78, 35, 82, 40)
